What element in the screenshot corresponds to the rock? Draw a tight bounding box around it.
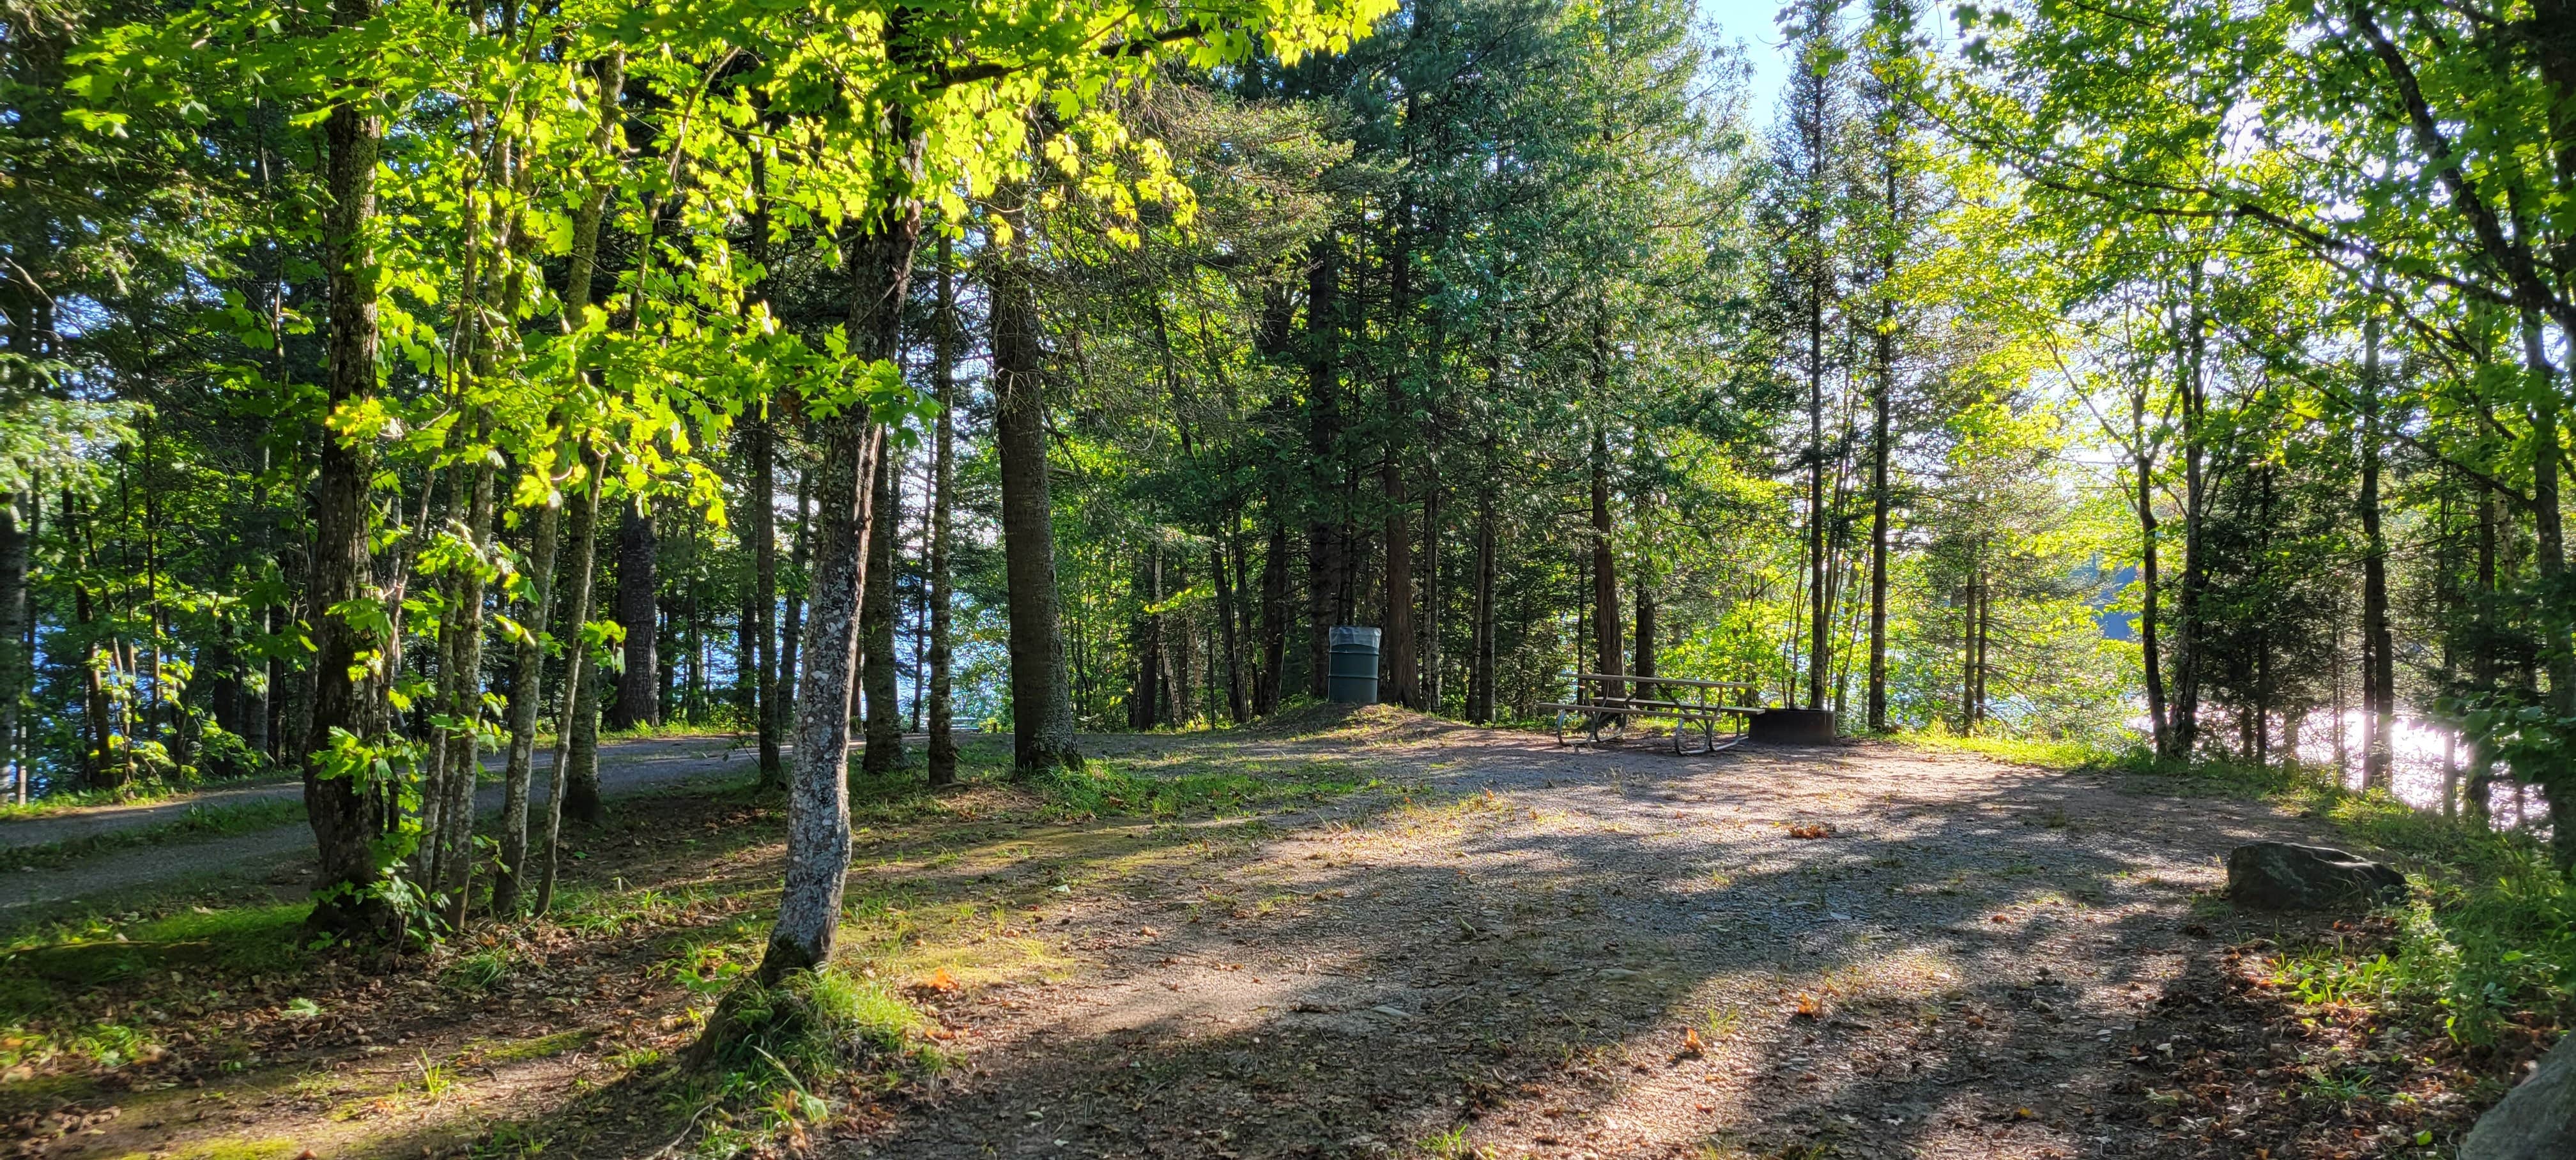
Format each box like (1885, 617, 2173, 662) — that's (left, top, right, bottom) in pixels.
(2463, 1032, 2576, 1160)
(2225, 841, 2404, 910)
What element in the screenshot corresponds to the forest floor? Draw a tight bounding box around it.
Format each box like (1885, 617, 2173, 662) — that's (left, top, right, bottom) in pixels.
(0, 707, 2524, 1160)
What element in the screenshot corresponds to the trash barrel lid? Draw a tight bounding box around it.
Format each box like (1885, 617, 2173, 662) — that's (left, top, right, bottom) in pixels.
(1328, 626, 1382, 648)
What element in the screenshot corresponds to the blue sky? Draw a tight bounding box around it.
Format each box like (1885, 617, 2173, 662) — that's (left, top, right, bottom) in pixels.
(1699, 0, 1794, 117)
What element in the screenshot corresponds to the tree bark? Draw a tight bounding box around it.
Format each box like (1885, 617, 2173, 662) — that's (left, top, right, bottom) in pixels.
(1257, 519, 1287, 716)
(2166, 268, 2209, 759)
(2360, 305, 2394, 791)
(1213, 536, 1248, 724)
(992, 201, 1081, 774)
(1469, 456, 1496, 724)
(755, 182, 918, 984)
(0, 494, 26, 804)
(1632, 578, 1657, 682)
(749, 413, 782, 786)
(303, 1, 394, 934)
(609, 504, 657, 730)
(927, 234, 958, 786)
(1590, 429, 1621, 689)
(2518, 311, 2574, 869)
(1382, 455, 1418, 708)
(534, 450, 605, 916)
(492, 472, 560, 915)
(1866, 326, 1892, 731)
(2135, 382, 2170, 759)
(1304, 235, 1341, 698)
(862, 438, 905, 774)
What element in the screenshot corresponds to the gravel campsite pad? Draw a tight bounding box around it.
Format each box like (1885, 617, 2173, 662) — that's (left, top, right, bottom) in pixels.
(4, 709, 2500, 1159)
(850, 710, 2448, 1160)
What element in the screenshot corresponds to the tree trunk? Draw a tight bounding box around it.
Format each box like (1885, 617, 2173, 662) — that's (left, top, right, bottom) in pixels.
(492, 473, 560, 915)
(1304, 234, 1340, 698)
(1959, 572, 1978, 732)
(781, 466, 808, 729)
(1382, 456, 1418, 708)
(2135, 383, 2169, 759)
(1632, 579, 1657, 683)
(1422, 462, 1443, 713)
(2361, 307, 2393, 791)
(609, 504, 657, 730)
(1131, 548, 1163, 730)
(2518, 311, 2574, 869)
(431, 458, 496, 930)
(0, 494, 26, 804)
(755, 178, 919, 984)
(1213, 537, 1248, 724)
(1256, 518, 1287, 715)
(861, 439, 904, 775)
(1590, 429, 1621, 689)
(563, 516, 608, 827)
(2168, 268, 2208, 758)
(1469, 462, 1496, 724)
(992, 201, 1082, 774)
(303, 6, 394, 934)
(927, 234, 958, 787)
(1866, 330, 1892, 731)
(533, 450, 606, 915)
(750, 414, 782, 786)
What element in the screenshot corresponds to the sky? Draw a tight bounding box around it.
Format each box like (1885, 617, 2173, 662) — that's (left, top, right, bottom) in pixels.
(1698, 0, 1795, 118)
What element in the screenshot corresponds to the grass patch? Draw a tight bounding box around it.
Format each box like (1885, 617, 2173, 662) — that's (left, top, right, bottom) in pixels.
(0, 777, 290, 821)
(2250, 791, 2576, 1049)
(477, 1028, 597, 1065)
(680, 966, 945, 1153)
(1025, 760, 1378, 820)
(1896, 728, 2142, 772)
(1, 798, 309, 869)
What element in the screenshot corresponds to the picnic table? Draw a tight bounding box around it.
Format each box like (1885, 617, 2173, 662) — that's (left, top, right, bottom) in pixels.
(1535, 673, 1764, 754)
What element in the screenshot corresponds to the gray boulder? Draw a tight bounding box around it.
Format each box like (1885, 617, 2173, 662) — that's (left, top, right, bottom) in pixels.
(2463, 1032, 2576, 1160)
(2225, 841, 2405, 910)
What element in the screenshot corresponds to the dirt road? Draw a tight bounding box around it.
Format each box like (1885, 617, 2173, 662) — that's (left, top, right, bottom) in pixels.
(0, 736, 767, 915)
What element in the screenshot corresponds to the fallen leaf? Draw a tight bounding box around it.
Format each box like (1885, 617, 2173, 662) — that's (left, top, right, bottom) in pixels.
(1792, 993, 1821, 1019)
(919, 967, 960, 994)
(1681, 1027, 1706, 1057)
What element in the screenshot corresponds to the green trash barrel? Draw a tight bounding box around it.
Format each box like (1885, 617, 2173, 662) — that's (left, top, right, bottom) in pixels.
(1328, 626, 1381, 705)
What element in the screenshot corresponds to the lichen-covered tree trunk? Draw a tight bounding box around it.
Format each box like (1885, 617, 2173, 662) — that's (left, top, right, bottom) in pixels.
(755, 169, 920, 981)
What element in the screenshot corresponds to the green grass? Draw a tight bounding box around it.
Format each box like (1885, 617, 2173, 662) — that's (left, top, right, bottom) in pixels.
(0, 797, 309, 869)
(1895, 728, 2145, 772)
(2263, 791, 2576, 1046)
(0, 900, 310, 1077)
(678, 966, 946, 1149)
(0, 779, 222, 821)
(1025, 759, 1379, 820)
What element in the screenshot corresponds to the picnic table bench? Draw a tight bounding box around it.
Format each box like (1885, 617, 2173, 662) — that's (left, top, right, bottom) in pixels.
(1535, 673, 1765, 754)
